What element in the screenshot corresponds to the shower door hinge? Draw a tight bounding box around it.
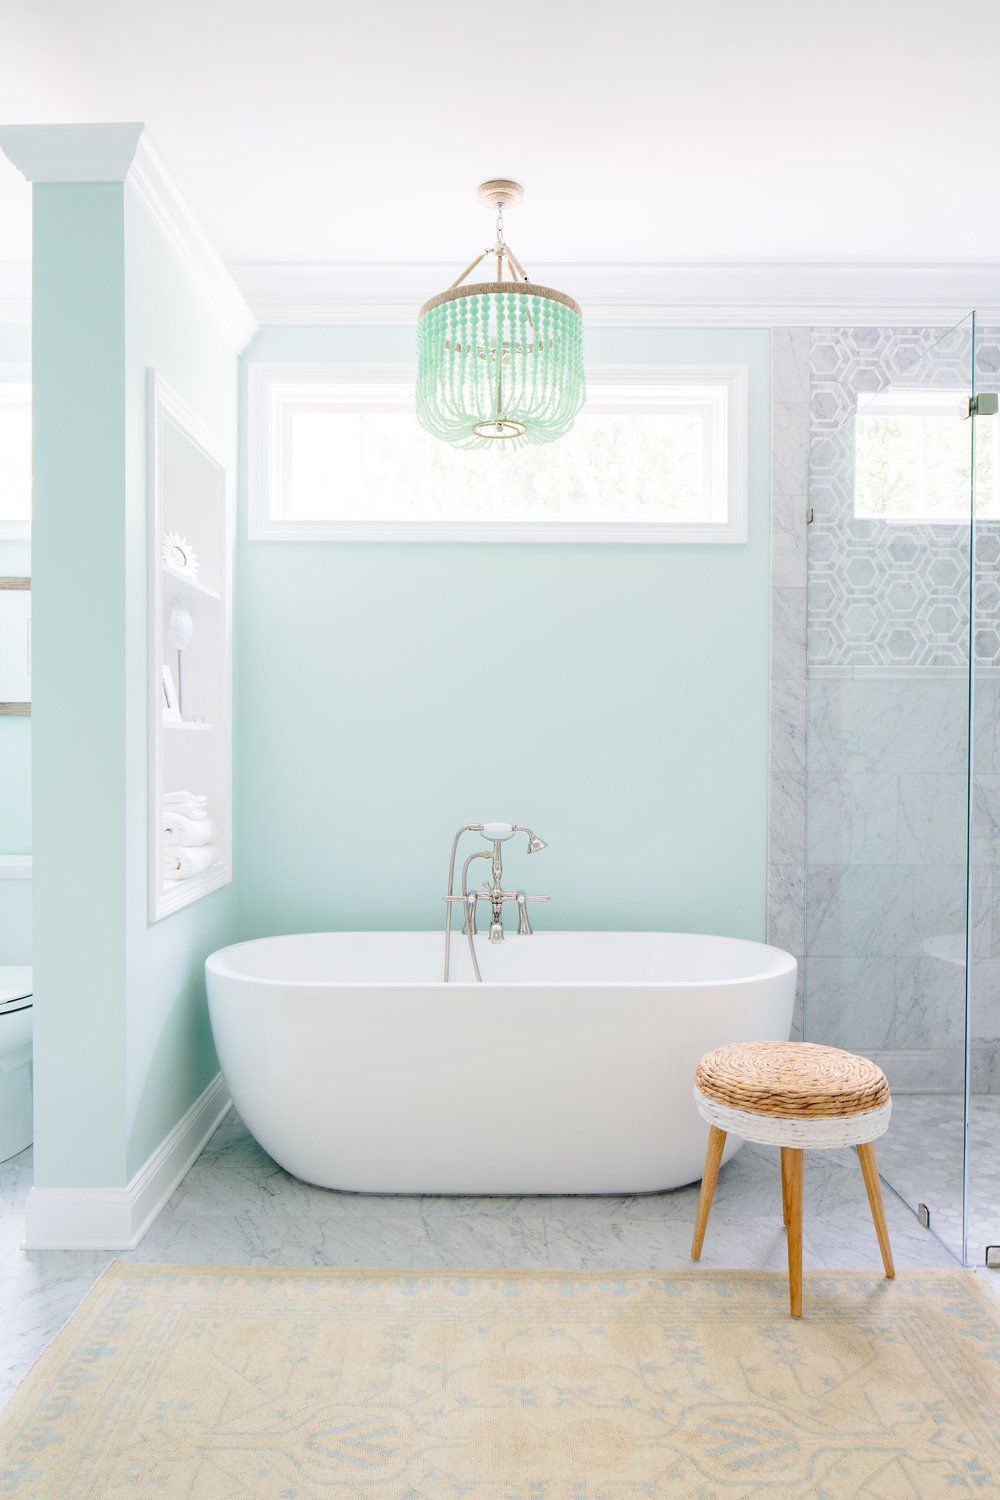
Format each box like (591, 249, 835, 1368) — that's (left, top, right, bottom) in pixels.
(917, 1202, 931, 1229)
(806, 506, 814, 525)
(968, 393, 999, 417)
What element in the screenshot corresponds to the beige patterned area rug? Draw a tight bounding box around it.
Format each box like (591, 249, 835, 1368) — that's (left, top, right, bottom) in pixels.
(2, 1264, 999, 1498)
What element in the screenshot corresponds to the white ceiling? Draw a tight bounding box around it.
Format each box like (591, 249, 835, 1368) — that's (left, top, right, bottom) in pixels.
(1, 0, 999, 271)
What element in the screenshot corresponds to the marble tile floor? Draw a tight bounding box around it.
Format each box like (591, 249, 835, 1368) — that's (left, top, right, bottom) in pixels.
(0, 1107, 964, 1411)
(879, 1092, 1000, 1264)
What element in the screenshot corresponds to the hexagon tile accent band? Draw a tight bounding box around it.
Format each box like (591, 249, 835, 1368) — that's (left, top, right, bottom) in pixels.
(807, 325, 1000, 670)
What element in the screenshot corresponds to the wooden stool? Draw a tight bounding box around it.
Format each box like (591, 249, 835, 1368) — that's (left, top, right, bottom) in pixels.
(689, 1041, 894, 1317)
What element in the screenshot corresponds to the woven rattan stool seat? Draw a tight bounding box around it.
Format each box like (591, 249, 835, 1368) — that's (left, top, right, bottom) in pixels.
(695, 1041, 889, 1120)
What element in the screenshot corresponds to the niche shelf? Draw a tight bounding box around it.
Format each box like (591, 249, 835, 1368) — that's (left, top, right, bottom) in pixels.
(161, 565, 222, 603)
(148, 371, 233, 921)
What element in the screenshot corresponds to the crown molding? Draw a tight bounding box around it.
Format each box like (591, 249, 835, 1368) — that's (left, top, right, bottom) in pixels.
(0, 123, 257, 352)
(127, 133, 257, 352)
(232, 260, 1000, 329)
(0, 121, 144, 181)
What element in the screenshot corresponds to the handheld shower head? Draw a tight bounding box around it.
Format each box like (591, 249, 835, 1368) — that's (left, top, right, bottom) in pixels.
(477, 823, 547, 852)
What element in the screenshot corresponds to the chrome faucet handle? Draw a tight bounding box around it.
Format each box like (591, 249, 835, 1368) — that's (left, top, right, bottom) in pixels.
(452, 890, 482, 935)
(515, 891, 551, 934)
(442, 892, 480, 935)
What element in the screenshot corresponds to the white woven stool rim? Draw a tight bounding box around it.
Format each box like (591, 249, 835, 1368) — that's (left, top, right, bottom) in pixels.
(694, 1085, 892, 1149)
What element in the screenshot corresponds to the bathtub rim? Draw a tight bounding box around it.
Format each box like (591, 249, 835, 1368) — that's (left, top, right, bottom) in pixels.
(205, 930, 797, 991)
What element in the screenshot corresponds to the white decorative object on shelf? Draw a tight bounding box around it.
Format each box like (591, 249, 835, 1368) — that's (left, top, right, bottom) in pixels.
(167, 601, 194, 717)
(160, 530, 199, 579)
(161, 665, 180, 723)
(166, 601, 194, 651)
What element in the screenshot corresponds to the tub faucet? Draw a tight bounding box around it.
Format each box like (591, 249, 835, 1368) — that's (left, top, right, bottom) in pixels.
(443, 823, 550, 982)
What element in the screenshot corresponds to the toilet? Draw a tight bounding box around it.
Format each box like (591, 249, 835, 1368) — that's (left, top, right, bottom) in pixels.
(0, 965, 32, 1163)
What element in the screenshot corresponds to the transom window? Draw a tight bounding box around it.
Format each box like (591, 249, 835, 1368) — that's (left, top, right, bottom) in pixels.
(854, 389, 1000, 522)
(249, 365, 748, 542)
(0, 377, 30, 539)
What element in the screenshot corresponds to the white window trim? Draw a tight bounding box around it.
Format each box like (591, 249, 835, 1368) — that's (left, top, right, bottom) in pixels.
(248, 362, 749, 544)
(0, 365, 30, 541)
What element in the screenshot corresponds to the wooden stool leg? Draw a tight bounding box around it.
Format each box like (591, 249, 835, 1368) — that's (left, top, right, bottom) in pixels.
(691, 1126, 727, 1260)
(857, 1142, 895, 1280)
(780, 1148, 792, 1227)
(783, 1147, 804, 1318)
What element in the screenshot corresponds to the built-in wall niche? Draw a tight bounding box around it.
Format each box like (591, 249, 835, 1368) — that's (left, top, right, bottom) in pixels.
(148, 372, 232, 920)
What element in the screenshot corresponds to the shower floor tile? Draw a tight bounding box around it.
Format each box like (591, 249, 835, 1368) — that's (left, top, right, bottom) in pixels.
(0, 1106, 967, 1411)
(878, 1092, 1000, 1264)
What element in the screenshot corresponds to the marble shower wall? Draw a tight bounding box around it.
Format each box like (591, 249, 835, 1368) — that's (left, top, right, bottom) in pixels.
(768, 324, 1000, 1092)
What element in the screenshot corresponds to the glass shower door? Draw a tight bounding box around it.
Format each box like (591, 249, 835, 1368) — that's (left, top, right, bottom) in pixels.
(969, 328, 1000, 1267)
(804, 316, 975, 1264)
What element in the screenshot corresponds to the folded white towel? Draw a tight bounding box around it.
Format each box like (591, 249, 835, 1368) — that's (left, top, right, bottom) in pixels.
(162, 793, 209, 821)
(163, 845, 219, 881)
(163, 813, 219, 848)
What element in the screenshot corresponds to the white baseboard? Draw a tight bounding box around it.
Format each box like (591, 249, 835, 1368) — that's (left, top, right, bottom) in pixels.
(24, 1072, 231, 1250)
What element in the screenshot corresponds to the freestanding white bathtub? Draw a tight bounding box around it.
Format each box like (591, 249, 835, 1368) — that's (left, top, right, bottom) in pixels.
(205, 931, 796, 1196)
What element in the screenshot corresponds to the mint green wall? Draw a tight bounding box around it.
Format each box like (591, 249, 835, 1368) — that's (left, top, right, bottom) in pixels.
(122, 193, 239, 1180)
(0, 723, 30, 854)
(30, 183, 239, 1190)
(238, 326, 770, 941)
(32, 184, 129, 1186)
(0, 875, 31, 967)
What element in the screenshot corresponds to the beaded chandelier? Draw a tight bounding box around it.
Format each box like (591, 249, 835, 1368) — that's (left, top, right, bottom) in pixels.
(416, 180, 584, 449)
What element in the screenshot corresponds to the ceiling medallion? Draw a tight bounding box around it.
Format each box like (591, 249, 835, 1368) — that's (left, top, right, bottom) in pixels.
(416, 180, 585, 449)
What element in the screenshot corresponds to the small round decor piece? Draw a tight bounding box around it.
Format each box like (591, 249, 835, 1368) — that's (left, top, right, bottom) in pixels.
(161, 531, 200, 580)
(167, 601, 195, 653)
(695, 1041, 889, 1120)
